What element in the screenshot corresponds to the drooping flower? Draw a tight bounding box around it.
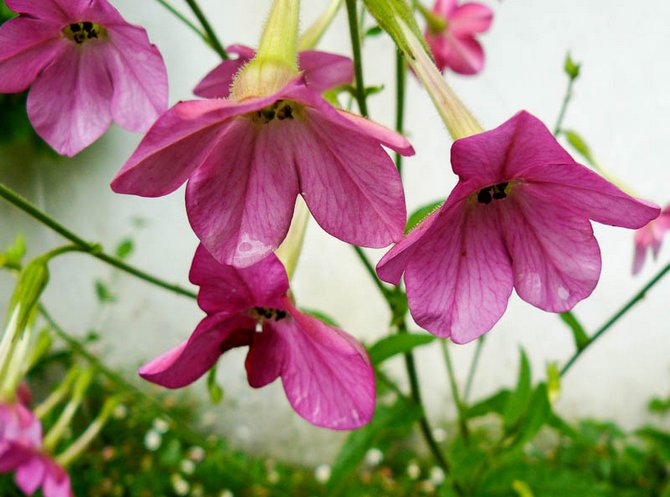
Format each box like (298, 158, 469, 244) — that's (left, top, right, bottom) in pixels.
(0, 0, 168, 156)
(193, 44, 353, 99)
(140, 245, 375, 430)
(112, 0, 412, 268)
(377, 111, 660, 343)
(632, 204, 670, 274)
(0, 401, 72, 497)
(423, 0, 493, 75)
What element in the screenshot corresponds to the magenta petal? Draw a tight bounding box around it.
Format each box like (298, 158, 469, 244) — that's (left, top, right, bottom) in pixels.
(632, 241, 647, 275)
(440, 35, 485, 75)
(105, 24, 169, 132)
(4, 0, 72, 21)
(334, 110, 415, 156)
(245, 321, 285, 388)
(267, 303, 375, 429)
(501, 184, 602, 312)
(190, 246, 289, 314)
(450, 3, 494, 34)
(433, 0, 457, 18)
(139, 313, 254, 388)
(194, 58, 247, 98)
(186, 119, 301, 267)
(27, 46, 113, 156)
(0, 18, 64, 93)
(111, 100, 238, 197)
(42, 462, 72, 497)
(402, 200, 513, 343)
(294, 109, 406, 247)
(16, 456, 46, 495)
(298, 50, 354, 93)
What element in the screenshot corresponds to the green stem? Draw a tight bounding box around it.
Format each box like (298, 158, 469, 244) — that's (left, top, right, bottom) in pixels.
(395, 50, 407, 174)
(345, 0, 368, 117)
(152, 0, 208, 43)
(463, 336, 485, 403)
(441, 341, 470, 441)
(553, 75, 575, 136)
(0, 184, 196, 299)
(560, 262, 670, 377)
(351, 246, 389, 299)
(183, 0, 229, 59)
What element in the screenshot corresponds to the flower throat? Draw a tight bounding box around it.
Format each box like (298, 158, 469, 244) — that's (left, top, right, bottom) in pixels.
(63, 22, 107, 44)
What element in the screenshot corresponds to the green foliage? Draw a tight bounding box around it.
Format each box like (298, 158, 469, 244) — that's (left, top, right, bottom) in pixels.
(560, 311, 589, 350)
(94, 279, 117, 303)
(367, 333, 435, 365)
(564, 52, 581, 80)
(114, 239, 134, 260)
(206, 364, 224, 405)
(0, 234, 26, 270)
(406, 200, 444, 233)
(363, 0, 426, 55)
(564, 129, 598, 166)
(300, 308, 340, 327)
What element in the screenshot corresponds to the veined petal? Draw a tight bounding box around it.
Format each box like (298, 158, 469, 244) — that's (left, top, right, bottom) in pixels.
(139, 313, 254, 388)
(186, 119, 300, 267)
(450, 3, 494, 34)
(194, 58, 248, 98)
(42, 462, 71, 497)
(190, 246, 289, 314)
(451, 111, 575, 187)
(294, 108, 406, 247)
(441, 35, 485, 75)
(298, 50, 353, 93)
(16, 456, 46, 495)
(522, 162, 660, 229)
(5, 0, 72, 21)
(433, 0, 457, 18)
(257, 300, 375, 429)
(0, 17, 64, 93)
(501, 184, 602, 312)
(27, 46, 113, 156)
(105, 23, 169, 132)
(245, 320, 286, 388)
(402, 200, 513, 343)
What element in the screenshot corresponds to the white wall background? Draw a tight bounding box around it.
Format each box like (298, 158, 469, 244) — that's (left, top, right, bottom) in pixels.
(1, 0, 669, 463)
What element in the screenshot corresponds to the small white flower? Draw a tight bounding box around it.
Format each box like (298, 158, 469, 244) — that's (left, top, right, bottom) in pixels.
(188, 446, 206, 462)
(144, 430, 162, 451)
(407, 461, 421, 480)
(112, 404, 128, 420)
(180, 459, 196, 475)
(219, 490, 234, 497)
(429, 466, 445, 485)
(267, 469, 280, 484)
(432, 427, 447, 443)
(364, 448, 384, 466)
(153, 418, 170, 434)
(171, 475, 190, 496)
(314, 464, 331, 483)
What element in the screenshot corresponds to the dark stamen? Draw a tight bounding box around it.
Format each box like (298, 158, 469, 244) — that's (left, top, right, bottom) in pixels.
(69, 23, 82, 32)
(477, 187, 492, 204)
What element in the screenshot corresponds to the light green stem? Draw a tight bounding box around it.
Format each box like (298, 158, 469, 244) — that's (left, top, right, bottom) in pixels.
(298, 0, 343, 50)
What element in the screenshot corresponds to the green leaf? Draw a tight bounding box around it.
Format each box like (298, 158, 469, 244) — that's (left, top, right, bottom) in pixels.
(367, 333, 435, 365)
(466, 389, 511, 419)
(511, 383, 551, 448)
(363, 0, 426, 55)
(207, 365, 224, 405)
(512, 480, 535, 497)
(564, 52, 581, 80)
(300, 308, 339, 327)
(503, 349, 532, 430)
(559, 312, 589, 351)
(546, 362, 561, 405)
(564, 129, 597, 167)
(0, 234, 26, 270)
(115, 238, 134, 259)
(406, 200, 443, 233)
(364, 25, 383, 38)
(364, 84, 385, 97)
(95, 279, 116, 303)
(328, 398, 422, 494)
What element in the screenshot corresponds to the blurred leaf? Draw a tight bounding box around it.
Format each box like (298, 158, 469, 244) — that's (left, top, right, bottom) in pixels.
(364, 84, 384, 97)
(300, 308, 339, 327)
(503, 349, 532, 430)
(564, 52, 581, 80)
(637, 426, 670, 461)
(512, 480, 535, 497)
(115, 238, 134, 259)
(466, 389, 511, 419)
(559, 312, 589, 351)
(406, 200, 443, 233)
(546, 362, 561, 405)
(364, 25, 383, 37)
(368, 333, 435, 365)
(207, 365, 223, 405)
(328, 398, 422, 494)
(363, 0, 426, 55)
(0, 234, 26, 270)
(564, 129, 597, 167)
(95, 279, 116, 303)
(648, 395, 670, 414)
(511, 383, 551, 449)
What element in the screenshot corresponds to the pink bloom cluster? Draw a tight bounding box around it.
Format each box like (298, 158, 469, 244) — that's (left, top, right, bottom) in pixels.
(425, 0, 493, 75)
(0, 401, 72, 497)
(0, 0, 168, 156)
(140, 246, 376, 430)
(633, 205, 670, 274)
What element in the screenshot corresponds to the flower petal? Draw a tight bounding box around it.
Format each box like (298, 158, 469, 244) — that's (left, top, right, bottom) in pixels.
(139, 313, 254, 388)
(16, 456, 46, 495)
(194, 58, 248, 98)
(298, 50, 354, 93)
(190, 246, 289, 314)
(250, 300, 375, 429)
(501, 184, 602, 312)
(186, 119, 301, 267)
(433, 0, 457, 18)
(449, 3, 494, 35)
(42, 462, 72, 497)
(105, 23, 169, 132)
(5, 0, 72, 21)
(0, 17, 64, 93)
(293, 108, 407, 247)
(401, 199, 513, 343)
(27, 46, 113, 156)
(437, 34, 485, 76)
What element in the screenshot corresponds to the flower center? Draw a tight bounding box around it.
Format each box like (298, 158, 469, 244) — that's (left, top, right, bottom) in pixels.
(249, 307, 287, 322)
(249, 100, 300, 125)
(63, 22, 107, 44)
(476, 182, 510, 205)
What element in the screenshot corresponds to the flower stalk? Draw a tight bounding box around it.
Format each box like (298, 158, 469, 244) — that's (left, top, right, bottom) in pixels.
(298, 0, 343, 50)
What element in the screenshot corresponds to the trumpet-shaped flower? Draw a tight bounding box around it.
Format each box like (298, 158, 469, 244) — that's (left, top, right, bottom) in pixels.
(424, 0, 493, 75)
(632, 204, 670, 274)
(112, 62, 412, 267)
(140, 245, 375, 430)
(0, 401, 72, 497)
(193, 44, 354, 99)
(377, 111, 660, 343)
(0, 0, 168, 156)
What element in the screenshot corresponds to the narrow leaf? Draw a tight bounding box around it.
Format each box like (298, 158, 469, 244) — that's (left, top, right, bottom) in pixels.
(406, 200, 443, 233)
(368, 333, 435, 365)
(466, 389, 511, 419)
(115, 238, 134, 259)
(95, 280, 116, 303)
(564, 130, 597, 167)
(503, 349, 532, 430)
(559, 311, 589, 351)
(363, 0, 426, 55)
(207, 365, 224, 405)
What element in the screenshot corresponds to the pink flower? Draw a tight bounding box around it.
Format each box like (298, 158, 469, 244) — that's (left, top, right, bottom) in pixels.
(193, 44, 354, 99)
(140, 245, 376, 430)
(632, 204, 670, 274)
(377, 111, 660, 344)
(0, 402, 72, 497)
(424, 0, 493, 75)
(0, 0, 168, 156)
(111, 54, 412, 268)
